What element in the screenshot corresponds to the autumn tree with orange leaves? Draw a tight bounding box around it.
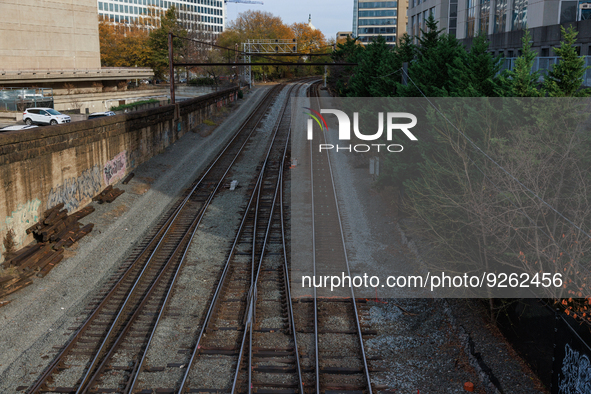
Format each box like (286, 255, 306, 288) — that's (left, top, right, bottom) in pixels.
(99, 20, 151, 68)
(217, 10, 327, 80)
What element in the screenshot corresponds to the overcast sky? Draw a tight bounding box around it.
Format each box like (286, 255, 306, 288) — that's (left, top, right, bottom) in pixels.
(224, 0, 353, 40)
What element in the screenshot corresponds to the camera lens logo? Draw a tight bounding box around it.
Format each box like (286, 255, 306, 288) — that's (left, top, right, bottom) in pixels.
(304, 107, 328, 138)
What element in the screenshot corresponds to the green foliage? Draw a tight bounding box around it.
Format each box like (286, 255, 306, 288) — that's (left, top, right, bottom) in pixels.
(543, 26, 591, 97)
(147, 6, 188, 79)
(397, 19, 465, 97)
(110, 99, 159, 111)
(395, 33, 416, 63)
(449, 34, 503, 97)
(327, 36, 364, 97)
(347, 36, 400, 97)
(498, 30, 543, 97)
(238, 90, 244, 99)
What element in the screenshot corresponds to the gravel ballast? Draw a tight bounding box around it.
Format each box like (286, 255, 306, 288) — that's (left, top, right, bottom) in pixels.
(0, 86, 272, 392)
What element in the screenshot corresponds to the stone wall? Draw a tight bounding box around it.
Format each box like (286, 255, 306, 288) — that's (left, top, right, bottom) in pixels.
(0, 87, 239, 261)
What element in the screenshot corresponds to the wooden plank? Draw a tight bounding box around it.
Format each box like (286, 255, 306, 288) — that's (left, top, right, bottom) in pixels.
(122, 172, 134, 184)
(34, 248, 63, 273)
(5, 243, 44, 268)
(37, 253, 64, 278)
(18, 244, 54, 272)
(42, 203, 64, 219)
(72, 206, 95, 221)
(0, 275, 16, 285)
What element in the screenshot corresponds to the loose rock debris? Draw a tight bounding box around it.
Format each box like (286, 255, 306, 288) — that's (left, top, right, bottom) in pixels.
(0, 203, 95, 303)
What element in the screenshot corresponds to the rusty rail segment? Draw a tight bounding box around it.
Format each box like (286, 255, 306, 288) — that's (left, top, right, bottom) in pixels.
(27, 84, 284, 394)
(308, 82, 374, 394)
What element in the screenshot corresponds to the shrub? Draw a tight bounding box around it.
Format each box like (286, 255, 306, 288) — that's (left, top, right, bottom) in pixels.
(189, 77, 216, 86)
(238, 90, 244, 99)
(109, 99, 159, 111)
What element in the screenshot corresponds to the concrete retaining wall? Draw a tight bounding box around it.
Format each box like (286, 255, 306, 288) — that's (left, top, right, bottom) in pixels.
(0, 86, 239, 261)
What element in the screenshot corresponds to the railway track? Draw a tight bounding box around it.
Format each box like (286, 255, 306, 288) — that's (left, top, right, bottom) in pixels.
(304, 82, 374, 394)
(175, 81, 305, 394)
(26, 83, 287, 394)
(26, 78, 376, 394)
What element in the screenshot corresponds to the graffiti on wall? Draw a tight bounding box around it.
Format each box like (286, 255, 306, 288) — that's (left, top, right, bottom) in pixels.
(559, 343, 591, 393)
(1, 198, 42, 252)
(47, 166, 103, 211)
(104, 151, 127, 185)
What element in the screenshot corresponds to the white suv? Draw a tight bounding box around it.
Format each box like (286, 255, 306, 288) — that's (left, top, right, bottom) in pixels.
(23, 108, 71, 126)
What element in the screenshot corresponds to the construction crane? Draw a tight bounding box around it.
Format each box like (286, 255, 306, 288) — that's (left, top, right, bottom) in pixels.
(224, 0, 264, 4)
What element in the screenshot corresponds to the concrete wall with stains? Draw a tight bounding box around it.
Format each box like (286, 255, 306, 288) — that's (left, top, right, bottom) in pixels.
(0, 87, 239, 261)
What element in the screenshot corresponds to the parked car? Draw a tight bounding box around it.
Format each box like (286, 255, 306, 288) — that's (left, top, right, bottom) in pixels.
(23, 108, 71, 126)
(0, 125, 39, 132)
(88, 111, 116, 119)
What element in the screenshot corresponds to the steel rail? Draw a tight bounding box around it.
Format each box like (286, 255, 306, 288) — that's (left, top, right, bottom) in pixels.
(234, 81, 308, 394)
(310, 82, 373, 393)
(82, 85, 270, 392)
(76, 84, 285, 394)
(179, 81, 303, 394)
(237, 130, 286, 394)
(28, 84, 283, 394)
(308, 81, 321, 394)
(81, 85, 288, 393)
(243, 81, 307, 394)
(280, 133, 306, 394)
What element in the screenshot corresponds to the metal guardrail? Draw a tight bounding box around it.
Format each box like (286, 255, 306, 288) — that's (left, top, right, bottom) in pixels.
(0, 68, 153, 75)
(500, 56, 591, 86)
(0, 87, 54, 111)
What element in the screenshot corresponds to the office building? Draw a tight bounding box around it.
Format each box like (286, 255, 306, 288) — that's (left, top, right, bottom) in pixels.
(407, 0, 591, 56)
(352, 0, 408, 45)
(97, 0, 225, 34)
(336, 31, 353, 43)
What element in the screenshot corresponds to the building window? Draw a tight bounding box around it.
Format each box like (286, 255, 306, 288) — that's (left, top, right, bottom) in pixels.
(448, 0, 457, 37)
(560, 1, 578, 23)
(359, 18, 397, 25)
(466, 0, 477, 38)
(417, 13, 421, 37)
(99, 2, 103, 11)
(512, 0, 527, 30)
(359, 10, 397, 17)
(480, 0, 490, 34)
(359, 1, 398, 8)
(494, 0, 507, 33)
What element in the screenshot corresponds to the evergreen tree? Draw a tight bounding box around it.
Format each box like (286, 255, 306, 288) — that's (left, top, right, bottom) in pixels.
(328, 36, 364, 96)
(449, 34, 502, 97)
(396, 33, 416, 63)
(397, 32, 465, 97)
(543, 26, 591, 97)
(418, 14, 444, 53)
(347, 36, 399, 97)
(498, 30, 542, 97)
